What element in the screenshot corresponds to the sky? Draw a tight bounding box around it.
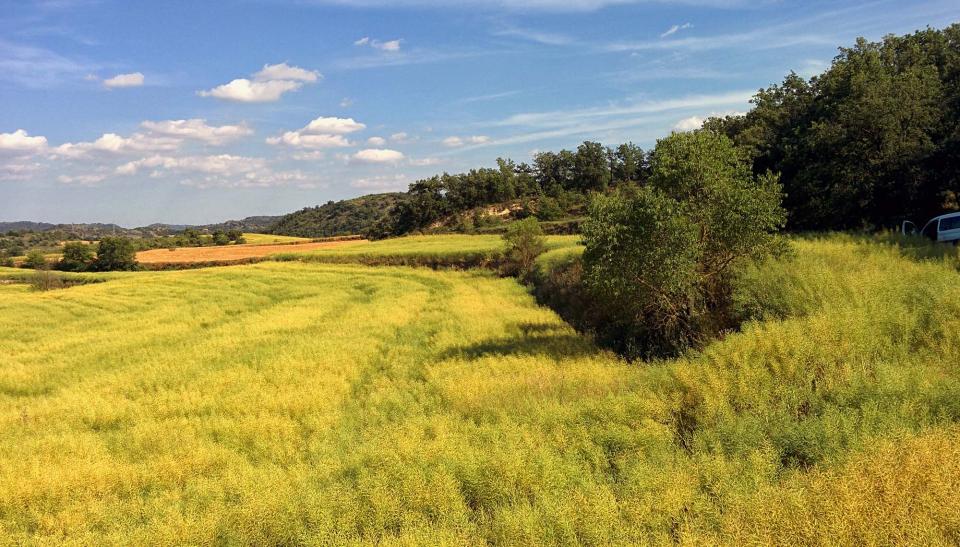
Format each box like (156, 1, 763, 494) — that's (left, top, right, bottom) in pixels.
(0, 0, 957, 226)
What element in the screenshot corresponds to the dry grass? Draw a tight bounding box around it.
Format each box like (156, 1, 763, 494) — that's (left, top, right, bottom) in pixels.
(136, 239, 366, 264)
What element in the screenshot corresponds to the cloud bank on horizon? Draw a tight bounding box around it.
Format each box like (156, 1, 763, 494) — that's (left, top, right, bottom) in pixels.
(0, 0, 957, 225)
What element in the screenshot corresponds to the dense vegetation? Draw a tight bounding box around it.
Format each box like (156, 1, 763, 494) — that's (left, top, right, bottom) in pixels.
(580, 131, 785, 358)
(3, 235, 960, 543)
(268, 193, 405, 237)
(705, 24, 960, 229)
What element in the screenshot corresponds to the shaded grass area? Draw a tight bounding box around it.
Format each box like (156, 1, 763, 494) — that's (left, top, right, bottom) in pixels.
(2, 237, 960, 543)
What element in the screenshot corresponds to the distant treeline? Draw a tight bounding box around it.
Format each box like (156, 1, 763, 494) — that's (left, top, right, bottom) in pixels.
(349, 24, 959, 237)
(267, 193, 405, 238)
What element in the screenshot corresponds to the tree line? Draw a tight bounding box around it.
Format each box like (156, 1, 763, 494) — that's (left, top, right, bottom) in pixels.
(372, 24, 959, 238)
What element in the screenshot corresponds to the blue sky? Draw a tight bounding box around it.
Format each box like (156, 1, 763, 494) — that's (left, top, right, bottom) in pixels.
(1, 0, 957, 226)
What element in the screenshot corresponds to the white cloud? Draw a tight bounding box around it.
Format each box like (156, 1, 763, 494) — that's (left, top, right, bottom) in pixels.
(673, 116, 704, 131)
(351, 173, 409, 190)
(267, 132, 351, 149)
(198, 62, 319, 102)
(352, 148, 404, 163)
(367, 136, 386, 146)
(340, 97, 355, 108)
(660, 22, 693, 38)
(493, 91, 753, 128)
(140, 119, 252, 145)
(116, 153, 307, 188)
(57, 173, 106, 185)
(443, 135, 489, 147)
(390, 132, 412, 143)
(253, 62, 320, 82)
(354, 36, 402, 51)
(103, 72, 144, 88)
(409, 157, 440, 166)
(53, 132, 180, 157)
(268, 116, 365, 149)
(442, 136, 464, 147)
(198, 78, 303, 103)
(303, 116, 366, 134)
(0, 161, 42, 181)
(0, 129, 48, 153)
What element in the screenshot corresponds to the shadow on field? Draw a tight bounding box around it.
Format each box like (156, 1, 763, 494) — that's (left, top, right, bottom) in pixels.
(439, 322, 599, 361)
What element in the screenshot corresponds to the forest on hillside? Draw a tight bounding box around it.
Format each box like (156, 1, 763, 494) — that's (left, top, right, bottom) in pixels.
(320, 25, 959, 239)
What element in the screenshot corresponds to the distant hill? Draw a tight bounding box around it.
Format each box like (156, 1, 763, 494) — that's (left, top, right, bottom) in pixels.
(0, 216, 282, 238)
(268, 193, 405, 237)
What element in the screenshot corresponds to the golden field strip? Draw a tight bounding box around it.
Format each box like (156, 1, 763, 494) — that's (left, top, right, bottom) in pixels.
(135, 239, 363, 265)
(2, 235, 960, 544)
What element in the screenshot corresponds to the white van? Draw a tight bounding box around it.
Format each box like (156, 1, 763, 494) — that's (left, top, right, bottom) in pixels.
(902, 212, 960, 243)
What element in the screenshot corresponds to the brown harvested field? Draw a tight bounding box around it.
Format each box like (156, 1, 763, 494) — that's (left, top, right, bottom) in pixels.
(136, 240, 366, 264)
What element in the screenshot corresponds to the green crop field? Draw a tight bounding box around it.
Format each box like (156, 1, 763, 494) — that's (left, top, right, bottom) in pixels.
(241, 233, 314, 246)
(273, 234, 582, 267)
(2, 235, 960, 544)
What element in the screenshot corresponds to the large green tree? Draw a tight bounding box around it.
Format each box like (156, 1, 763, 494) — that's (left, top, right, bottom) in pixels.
(582, 130, 785, 358)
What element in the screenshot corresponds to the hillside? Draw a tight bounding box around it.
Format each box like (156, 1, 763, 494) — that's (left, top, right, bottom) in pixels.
(2, 234, 960, 543)
(268, 193, 404, 237)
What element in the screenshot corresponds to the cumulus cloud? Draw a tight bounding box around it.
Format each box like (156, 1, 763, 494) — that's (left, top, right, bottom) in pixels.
(253, 62, 320, 82)
(57, 173, 106, 185)
(673, 116, 704, 131)
(0, 129, 48, 153)
(198, 79, 303, 103)
(0, 161, 43, 181)
(390, 132, 412, 143)
(303, 116, 366, 134)
(443, 135, 489, 147)
(268, 116, 366, 149)
(367, 136, 386, 146)
(352, 148, 404, 163)
(103, 72, 144, 88)
(115, 153, 307, 188)
(267, 132, 351, 149)
(661, 22, 693, 38)
(54, 132, 180, 157)
(140, 119, 252, 145)
(354, 37, 402, 51)
(198, 63, 320, 103)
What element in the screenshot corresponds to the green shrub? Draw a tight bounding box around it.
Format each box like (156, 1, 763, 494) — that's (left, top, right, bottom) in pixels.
(23, 250, 48, 270)
(581, 130, 786, 358)
(502, 218, 546, 279)
(58, 242, 95, 272)
(93, 237, 138, 271)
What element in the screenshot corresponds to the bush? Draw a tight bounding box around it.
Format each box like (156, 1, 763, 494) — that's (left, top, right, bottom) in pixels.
(581, 130, 785, 359)
(29, 270, 65, 291)
(23, 250, 48, 270)
(502, 218, 546, 279)
(0, 254, 13, 268)
(58, 242, 95, 272)
(93, 237, 138, 271)
(534, 196, 564, 221)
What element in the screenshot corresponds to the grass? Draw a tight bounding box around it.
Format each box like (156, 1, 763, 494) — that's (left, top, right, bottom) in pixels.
(241, 233, 313, 245)
(274, 234, 581, 268)
(2, 235, 960, 543)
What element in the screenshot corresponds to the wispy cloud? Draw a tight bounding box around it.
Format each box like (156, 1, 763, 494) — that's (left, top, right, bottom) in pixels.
(660, 22, 693, 38)
(493, 26, 573, 46)
(0, 40, 102, 88)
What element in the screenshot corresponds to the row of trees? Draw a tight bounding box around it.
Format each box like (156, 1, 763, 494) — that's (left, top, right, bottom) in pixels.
(372, 25, 959, 238)
(23, 238, 138, 272)
(376, 142, 647, 237)
(705, 24, 960, 229)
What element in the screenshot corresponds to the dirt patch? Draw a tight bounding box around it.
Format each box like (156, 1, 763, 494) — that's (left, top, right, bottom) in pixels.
(136, 240, 367, 265)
